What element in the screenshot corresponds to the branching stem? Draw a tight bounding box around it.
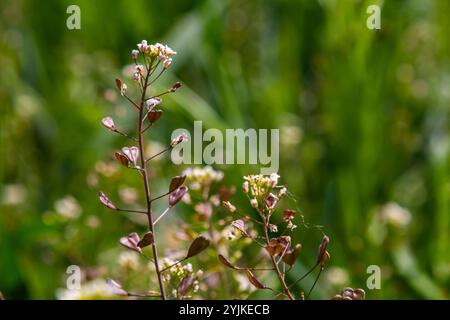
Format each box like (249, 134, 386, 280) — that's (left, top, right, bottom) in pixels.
(136, 63, 167, 300)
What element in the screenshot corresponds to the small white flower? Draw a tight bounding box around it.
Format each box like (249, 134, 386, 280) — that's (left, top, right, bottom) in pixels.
(131, 49, 139, 60)
(269, 173, 280, 188)
(145, 97, 161, 111)
(163, 58, 172, 69)
(278, 187, 287, 197)
(137, 40, 148, 53)
(242, 181, 249, 193)
(163, 45, 177, 57)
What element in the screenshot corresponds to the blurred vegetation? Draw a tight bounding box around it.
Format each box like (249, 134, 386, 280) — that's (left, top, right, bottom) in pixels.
(0, 0, 449, 299)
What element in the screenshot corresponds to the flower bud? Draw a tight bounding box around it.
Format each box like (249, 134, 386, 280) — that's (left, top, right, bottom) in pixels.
(269, 173, 279, 188)
(250, 198, 258, 208)
(163, 58, 172, 69)
(222, 201, 236, 213)
(316, 235, 330, 264)
(98, 191, 117, 210)
(169, 82, 182, 92)
(242, 181, 249, 193)
(101, 117, 116, 131)
(131, 49, 139, 60)
(171, 133, 188, 147)
(265, 193, 279, 210)
(283, 209, 296, 222)
(145, 97, 161, 111)
(137, 40, 148, 53)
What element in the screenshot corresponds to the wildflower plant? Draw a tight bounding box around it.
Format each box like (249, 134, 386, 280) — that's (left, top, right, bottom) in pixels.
(97, 41, 209, 300)
(219, 173, 331, 300)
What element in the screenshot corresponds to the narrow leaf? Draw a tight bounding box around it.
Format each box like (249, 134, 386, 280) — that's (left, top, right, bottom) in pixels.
(138, 231, 154, 248)
(98, 191, 117, 210)
(169, 175, 186, 193)
(186, 235, 210, 258)
(169, 186, 188, 207)
(282, 244, 302, 266)
(218, 254, 240, 270)
(115, 78, 122, 91)
(114, 152, 130, 167)
(246, 270, 266, 289)
(148, 109, 163, 124)
(107, 278, 128, 296)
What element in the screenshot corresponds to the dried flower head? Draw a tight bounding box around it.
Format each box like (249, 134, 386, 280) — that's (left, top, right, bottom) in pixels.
(121, 147, 139, 167)
(265, 236, 291, 256)
(283, 209, 296, 222)
(119, 232, 142, 254)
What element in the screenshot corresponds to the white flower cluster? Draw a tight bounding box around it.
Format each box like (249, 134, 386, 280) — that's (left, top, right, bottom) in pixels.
(134, 40, 177, 68)
(54, 195, 82, 219)
(243, 173, 280, 198)
(183, 166, 224, 191)
(160, 258, 202, 297)
(242, 174, 285, 213)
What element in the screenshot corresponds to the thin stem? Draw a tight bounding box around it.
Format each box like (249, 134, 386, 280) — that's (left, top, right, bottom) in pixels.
(150, 191, 172, 203)
(153, 207, 171, 225)
(276, 241, 291, 265)
(246, 235, 266, 247)
(234, 210, 264, 226)
(145, 147, 171, 163)
(148, 68, 165, 86)
(288, 263, 319, 289)
(263, 219, 295, 300)
(137, 65, 167, 300)
(306, 267, 323, 299)
(123, 94, 140, 110)
(117, 208, 147, 215)
(247, 267, 275, 271)
(151, 90, 172, 99)
(113, 129, 137, 142)
(142, 123, 153, 133)
(127, 292, 161, 298)
(160, 257, 188, 273)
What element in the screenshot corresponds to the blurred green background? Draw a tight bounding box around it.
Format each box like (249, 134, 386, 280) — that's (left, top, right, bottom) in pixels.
(0, 0, 449, 299)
